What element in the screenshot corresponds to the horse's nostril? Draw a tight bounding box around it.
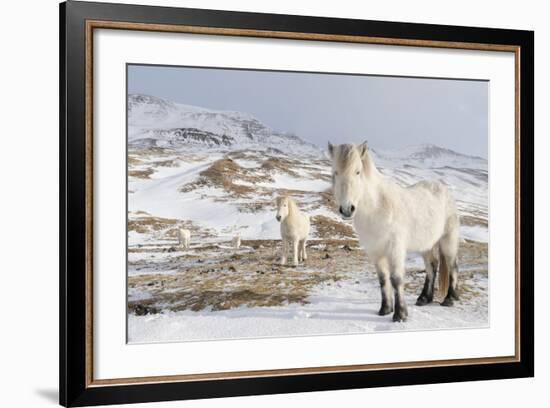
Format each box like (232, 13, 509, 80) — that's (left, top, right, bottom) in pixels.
(350, 205, 355, 212)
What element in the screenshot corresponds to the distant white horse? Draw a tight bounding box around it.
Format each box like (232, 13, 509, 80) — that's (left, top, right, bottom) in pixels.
(276, 196, 310, 266)
(328, 142, 460, 322)
(177, 228, 191, 249)
(232, 233, 241, 249)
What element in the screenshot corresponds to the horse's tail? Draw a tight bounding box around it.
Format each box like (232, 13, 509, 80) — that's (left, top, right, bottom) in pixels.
(438, 245, 450, 298)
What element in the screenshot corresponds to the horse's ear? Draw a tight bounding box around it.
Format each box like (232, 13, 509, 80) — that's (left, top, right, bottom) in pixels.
(327, 142, 334, 158)
(359, 141, 369, 159)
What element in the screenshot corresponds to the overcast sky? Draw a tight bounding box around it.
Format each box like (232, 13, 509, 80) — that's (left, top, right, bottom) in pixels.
(128, 64, 488, 158)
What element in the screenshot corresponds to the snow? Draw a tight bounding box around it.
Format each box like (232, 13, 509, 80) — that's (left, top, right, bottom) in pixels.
(461, 225, 489, 243)
(128, 267, 488, 343)
(128, 94, 322, 156)
(258, 172, 331, 192)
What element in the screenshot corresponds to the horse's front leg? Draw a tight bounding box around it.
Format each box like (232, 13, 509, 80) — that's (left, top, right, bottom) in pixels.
(390, 256, 408, 322)
(376, 257, 393, 316)
(280, 239, 288, 265)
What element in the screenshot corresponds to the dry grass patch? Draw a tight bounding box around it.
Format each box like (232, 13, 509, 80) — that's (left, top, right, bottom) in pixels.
(311, 215, 356, 239)
(128, 238, 366, 314)
(261, 157, 300, 177)
(128, 168, 154, 179)
(460, 215, 488, 227)
(128, 214, 179, 234)
(180, 158, 272, 197)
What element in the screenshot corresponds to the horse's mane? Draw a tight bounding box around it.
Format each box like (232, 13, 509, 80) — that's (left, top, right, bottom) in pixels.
(287, 197, 299, 214)
(335, 144, 374, 175)
(277, 195, 299, 214)
(334, 144, 354, 169)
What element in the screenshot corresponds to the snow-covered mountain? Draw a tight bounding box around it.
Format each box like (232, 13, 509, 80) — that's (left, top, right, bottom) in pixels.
(371, 144, 487, 169)
(127, 94, 488, 243)
(128, 94, 320, 155)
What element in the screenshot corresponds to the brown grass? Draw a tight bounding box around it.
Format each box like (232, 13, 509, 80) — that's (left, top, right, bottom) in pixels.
(128, 168, 154, 179)
(180, 158, 273, 197)
(261, 157, 299, 177)
(311, 215, 356, 239)
(128, 238, 364, 314)
(460, 215, 488, 227)
(128, 215, 179, 234)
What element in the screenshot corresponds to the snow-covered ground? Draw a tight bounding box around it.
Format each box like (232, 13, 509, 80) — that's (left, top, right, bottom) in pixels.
(128, 264, 488, 343)
(126, 94, 489, 343)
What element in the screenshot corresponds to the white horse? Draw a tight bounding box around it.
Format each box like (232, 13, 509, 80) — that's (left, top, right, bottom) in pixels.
(177, 228, 191, 249)
(232, 233, 241, 249)
(275, 196, 310, 266)
(328, 142, 460, 322)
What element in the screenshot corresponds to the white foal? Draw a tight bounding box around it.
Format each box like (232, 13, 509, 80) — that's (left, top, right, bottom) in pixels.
(232, 233, 241, 249)
(275, 196, 310, 266)
(177, 228, 191, 249)
(328, 142, 460, 322)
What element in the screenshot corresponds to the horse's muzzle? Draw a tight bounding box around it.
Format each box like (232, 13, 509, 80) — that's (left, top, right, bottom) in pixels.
(339, 205, 356, 219)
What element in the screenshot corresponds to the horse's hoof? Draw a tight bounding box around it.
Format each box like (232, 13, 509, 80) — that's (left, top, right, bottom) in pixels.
(378, 305, 393, 316)
(415, 295, 432, 306)
(441, 297, 454, 307)
(392, 311, 408, 322)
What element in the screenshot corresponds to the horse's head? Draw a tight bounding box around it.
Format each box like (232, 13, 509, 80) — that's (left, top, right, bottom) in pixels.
(275, 196, 291, 222)
(328, 142, 371, 220)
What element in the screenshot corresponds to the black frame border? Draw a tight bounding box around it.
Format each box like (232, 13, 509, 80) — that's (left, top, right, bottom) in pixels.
(60, 1, 534, 406)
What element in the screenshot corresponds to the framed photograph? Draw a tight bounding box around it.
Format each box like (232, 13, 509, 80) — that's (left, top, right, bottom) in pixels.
(60, 1, 534, 406)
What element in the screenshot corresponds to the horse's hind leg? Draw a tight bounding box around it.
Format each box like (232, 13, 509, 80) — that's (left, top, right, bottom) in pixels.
(416, 246, 439, 306)
(376, 257, 394, 316)
(292, 239, 300, 266)
(300, 240, 307, 262)
(440, 218, 460, 306)
(441, 254, 459, 306)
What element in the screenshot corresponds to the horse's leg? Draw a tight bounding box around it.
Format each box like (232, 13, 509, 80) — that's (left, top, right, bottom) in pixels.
(292, 239, 299, 266)
(376, 257, 393, 316)
(441, 255, 460, 306)
(416, 246, 439, 306)
(390, 252, 408, 322)
(440, 219, 460, 306)
(280, 239, 287, 265)
(301, 240, 307, 262)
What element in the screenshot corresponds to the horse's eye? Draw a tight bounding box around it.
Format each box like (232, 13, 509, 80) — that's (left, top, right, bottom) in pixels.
(356, 171, 360, 175)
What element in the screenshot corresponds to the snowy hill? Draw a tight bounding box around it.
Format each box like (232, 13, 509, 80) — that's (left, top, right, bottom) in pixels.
(128, 94, 321, 155)
(126, 97, 488, 244)
(371, 144, 487, 169)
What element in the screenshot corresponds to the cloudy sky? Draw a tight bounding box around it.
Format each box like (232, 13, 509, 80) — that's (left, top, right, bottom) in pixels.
(128, 64, 489, 158)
